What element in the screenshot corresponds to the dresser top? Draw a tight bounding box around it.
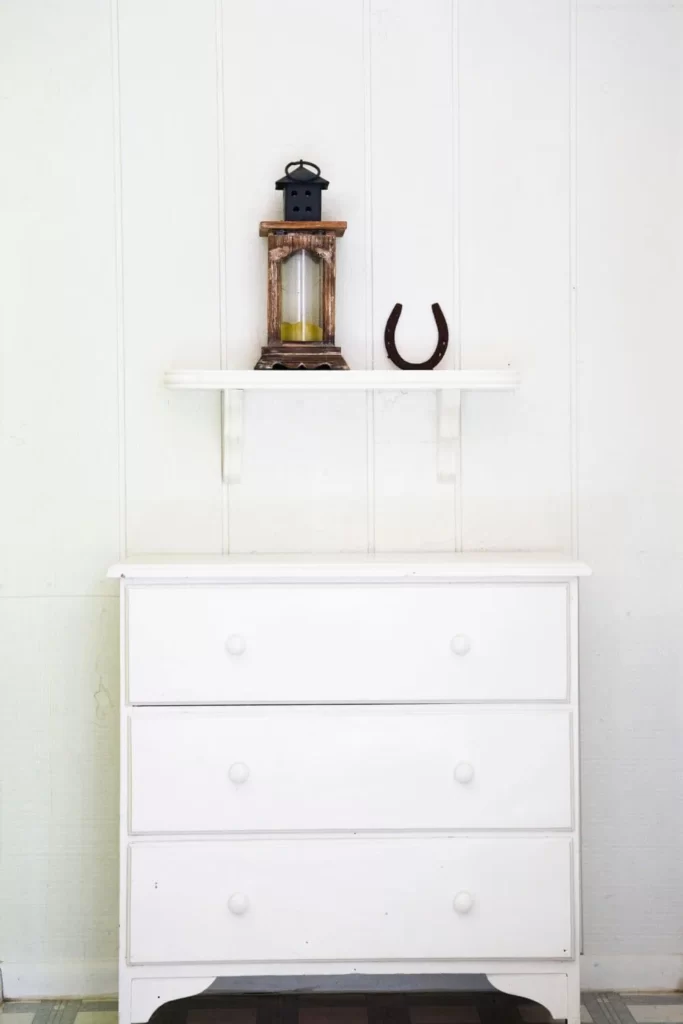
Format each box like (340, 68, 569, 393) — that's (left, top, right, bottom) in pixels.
(108, 552, 590, 581)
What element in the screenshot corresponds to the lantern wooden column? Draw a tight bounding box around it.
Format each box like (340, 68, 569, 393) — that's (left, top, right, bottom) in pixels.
(255, 220, 348, 370)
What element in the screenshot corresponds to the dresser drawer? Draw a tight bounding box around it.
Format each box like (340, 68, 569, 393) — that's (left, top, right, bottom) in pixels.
(126, 583, 568, 703)
(128, 836, 572, 964)
(129, 706, 572, 833)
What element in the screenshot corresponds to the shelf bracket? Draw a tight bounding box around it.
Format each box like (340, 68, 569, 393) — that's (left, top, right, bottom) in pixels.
(436, 389, 461, 482)
(221, 389, 244, 484)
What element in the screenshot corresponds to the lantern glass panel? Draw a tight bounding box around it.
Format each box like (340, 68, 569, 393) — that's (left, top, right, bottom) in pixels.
(280, 249, 323, 342)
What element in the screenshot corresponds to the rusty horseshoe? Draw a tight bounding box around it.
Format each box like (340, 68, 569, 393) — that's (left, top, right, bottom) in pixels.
(384, 302, 449, 370)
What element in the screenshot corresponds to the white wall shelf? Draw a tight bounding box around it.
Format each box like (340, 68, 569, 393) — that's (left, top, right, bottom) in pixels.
(163, 369, 520, 484)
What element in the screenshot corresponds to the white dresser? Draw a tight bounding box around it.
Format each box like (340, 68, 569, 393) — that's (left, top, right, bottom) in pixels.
(108, 554, 590, 1024)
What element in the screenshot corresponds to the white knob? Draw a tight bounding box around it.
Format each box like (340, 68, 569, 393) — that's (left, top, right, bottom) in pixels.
(228, 892, 249, 916)
(453, 891, 474, 914)
(454, 762, 474, 784)
(450, 634, 471, 656)
(226, 634, 246, 656)
(228, 762, 250, 785)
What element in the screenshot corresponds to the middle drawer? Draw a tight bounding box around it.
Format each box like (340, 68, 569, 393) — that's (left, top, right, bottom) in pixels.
(129, 707, 572, 833)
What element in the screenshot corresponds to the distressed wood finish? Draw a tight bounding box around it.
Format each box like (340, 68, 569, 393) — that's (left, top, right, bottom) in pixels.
(257, 222, 348, 370)
(266, 233, 282, 345)
(322, 234, 336, 345)
(265, 232, 335, 345)
(259, 220, 347, 237)
(254, 345, 348, 370)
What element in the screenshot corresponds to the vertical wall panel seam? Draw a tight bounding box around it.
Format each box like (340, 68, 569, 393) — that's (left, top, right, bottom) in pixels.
(569, 0, 582, 957)
(215, 0, 230, 553)
(453, 0, 463, 552)
(570, 0, 579, 560)
(364, 0, 376, 553)
(110, 0, 127, 559)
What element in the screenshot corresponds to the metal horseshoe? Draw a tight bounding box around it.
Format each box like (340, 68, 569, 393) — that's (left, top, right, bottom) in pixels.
(384, 302, 449, 370)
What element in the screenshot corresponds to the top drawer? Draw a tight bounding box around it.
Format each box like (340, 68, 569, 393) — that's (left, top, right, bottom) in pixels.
(126, 582, 568, 704)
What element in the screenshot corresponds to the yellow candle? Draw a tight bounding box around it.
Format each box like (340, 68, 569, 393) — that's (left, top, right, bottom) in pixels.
(280, 321, 324, 343)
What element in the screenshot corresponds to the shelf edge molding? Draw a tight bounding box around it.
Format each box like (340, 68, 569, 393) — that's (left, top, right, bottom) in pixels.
(164, 369, 520, 392)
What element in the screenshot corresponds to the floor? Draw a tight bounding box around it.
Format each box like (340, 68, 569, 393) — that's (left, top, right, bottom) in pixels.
(1, 994, 683, 1024)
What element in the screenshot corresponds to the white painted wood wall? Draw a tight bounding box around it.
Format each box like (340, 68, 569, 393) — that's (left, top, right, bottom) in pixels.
(0, 0, 682, 999)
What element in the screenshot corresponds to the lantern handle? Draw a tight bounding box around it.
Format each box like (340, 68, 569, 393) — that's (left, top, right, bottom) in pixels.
(384, 302, 449, 370)
(284, 159, 321, 179)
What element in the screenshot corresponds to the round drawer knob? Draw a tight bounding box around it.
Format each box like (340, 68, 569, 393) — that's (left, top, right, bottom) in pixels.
(450, 634, 471, 656)
(228, 762, 250, 785)
(453, 891, 474, 915)
(228, 892, 249, 916)
(454, 762, 474, 784)
(226, 634, 246, 656)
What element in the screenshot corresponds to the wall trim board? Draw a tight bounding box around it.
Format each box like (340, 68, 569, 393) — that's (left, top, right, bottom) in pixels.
(1, 961, 117, 1000)
(214, 0, 230, 555)
(110, 0, 127, 561)
(580, 955, 683, 993)
(362, 0, 375, 553)
(569, 0, 579, 560)
(2, 956, 682, 999)
(452, 0, 463, 551)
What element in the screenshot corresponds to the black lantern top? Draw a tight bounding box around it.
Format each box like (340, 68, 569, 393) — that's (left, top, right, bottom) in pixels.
(275, 160, 329, 221)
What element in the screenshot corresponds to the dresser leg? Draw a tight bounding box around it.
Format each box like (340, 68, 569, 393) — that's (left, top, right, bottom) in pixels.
(486, 973, 569, 1022)
(126, 977, 218, 1024)
(565, 967, 582, 1024)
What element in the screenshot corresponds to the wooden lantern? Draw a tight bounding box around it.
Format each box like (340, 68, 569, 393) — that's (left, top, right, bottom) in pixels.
(255, 161, 349, 370)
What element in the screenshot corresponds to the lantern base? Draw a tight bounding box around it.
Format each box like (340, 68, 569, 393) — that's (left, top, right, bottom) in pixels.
(254, 345, 349, 370)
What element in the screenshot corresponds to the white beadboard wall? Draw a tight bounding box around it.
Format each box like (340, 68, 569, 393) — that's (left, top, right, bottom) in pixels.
(0, 0, 681, 998)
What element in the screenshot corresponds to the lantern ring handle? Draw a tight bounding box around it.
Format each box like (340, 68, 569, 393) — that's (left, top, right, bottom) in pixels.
(284, 159, 321, 179)
(384, 302, 449, 370)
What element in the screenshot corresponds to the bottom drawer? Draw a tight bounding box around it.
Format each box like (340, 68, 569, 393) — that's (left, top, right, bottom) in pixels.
(128, 836, 573, 964)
